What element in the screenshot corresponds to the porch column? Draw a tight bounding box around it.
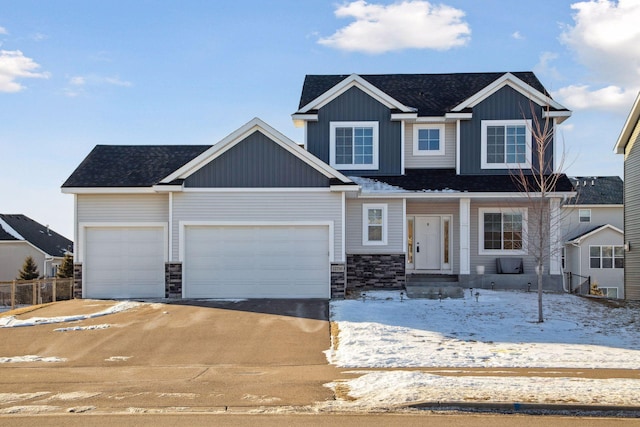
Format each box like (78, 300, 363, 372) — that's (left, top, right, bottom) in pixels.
(459, 198, 470, 274)
(549, 197, 561, 275)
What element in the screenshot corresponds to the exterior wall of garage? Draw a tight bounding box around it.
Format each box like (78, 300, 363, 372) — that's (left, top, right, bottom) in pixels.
(171, 190, 344, 262)
(75, 193, 170, 297)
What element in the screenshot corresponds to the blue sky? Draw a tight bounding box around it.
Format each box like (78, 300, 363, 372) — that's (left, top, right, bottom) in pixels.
(1, 0, 639, 239)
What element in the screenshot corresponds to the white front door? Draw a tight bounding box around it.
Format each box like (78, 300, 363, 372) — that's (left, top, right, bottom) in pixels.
(415, 216, 441, 270)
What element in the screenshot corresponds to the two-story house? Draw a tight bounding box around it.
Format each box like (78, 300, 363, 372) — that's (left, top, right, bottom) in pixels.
(614, 91, 640, 300)
(561, 177, 624, 298)
(62, 72, 574, 300)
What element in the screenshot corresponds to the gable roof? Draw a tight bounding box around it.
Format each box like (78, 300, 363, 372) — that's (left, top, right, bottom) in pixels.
(62, 118, 353, 190)
(161, 118, 352, 184)
(565, 176, 623, 205)
(296, 72, 569, 118)
(352, 169, 575, 194)
(614, 91, 640, 154)
(566, 224, 623, 244)
(0, 214, 73, 257)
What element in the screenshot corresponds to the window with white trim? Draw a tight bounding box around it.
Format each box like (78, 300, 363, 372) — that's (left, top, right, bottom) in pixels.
(481, 120, 532, 169)
(579, 209, 591, 223)
(363, 203, 387, 245)
(330, 121, 379, 170)
(479, 208, 527, 254)
(589, 245, 624, 269)
(599, 287, 619, 298)
(413, 124, 444, 156)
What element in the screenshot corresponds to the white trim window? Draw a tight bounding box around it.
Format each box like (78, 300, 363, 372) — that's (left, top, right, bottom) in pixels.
(330, 121, 379, 170)
(579, 209, 591, 223)
(479, 208, 527, 255)
(413, 124, 445, 156)
(481, 120, 532, 169)
(589, 245, 624, 269)
(363, 203, 387, 245)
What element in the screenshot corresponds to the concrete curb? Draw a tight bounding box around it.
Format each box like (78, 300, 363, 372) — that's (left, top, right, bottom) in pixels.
(408, 400, 640, 416)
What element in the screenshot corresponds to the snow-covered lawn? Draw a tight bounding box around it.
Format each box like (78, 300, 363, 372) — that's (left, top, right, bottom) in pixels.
(323, 290, 640, 409)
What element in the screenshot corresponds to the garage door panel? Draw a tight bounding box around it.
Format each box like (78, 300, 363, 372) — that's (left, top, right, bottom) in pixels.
(85, 227, 165, 299)
(184, 225, 330, 299)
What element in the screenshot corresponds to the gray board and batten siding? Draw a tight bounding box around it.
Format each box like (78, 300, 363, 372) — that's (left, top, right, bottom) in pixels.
(459, 85, 552, 175)
(306, 86, 402, 176)
(185, 131, 330, 188)
(624, 119, 640, 300)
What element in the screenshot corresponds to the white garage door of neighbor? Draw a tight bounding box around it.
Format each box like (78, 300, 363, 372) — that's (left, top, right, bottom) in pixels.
(85, 227, 165, 299)
(184, 225, 330, 299)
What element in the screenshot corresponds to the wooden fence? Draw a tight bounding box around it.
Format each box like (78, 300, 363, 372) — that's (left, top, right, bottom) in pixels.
(0, 278, 74, 312)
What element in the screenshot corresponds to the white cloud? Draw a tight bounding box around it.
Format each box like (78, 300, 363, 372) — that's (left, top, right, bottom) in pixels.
(63, 74, 132, 97)
(557, 0, 640, 110)
(0, 27, 8, 35)
(318, 0, 471, 54)
(534, 51, 562, 81)
(511, 31, 523, 40)
(553, 84, 637, 113)
(30, 33, 49, 42)
(0, 50, 50, 93)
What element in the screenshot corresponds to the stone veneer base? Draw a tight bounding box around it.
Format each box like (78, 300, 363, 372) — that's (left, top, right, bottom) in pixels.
(165, 262, 183, 298)
(73, 263, 82, 299)
(346, 254, 406, 290)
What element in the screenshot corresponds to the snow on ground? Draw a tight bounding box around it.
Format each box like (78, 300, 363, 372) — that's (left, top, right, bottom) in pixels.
(324, 290, 640, 408)
(0, 301, 140, 328)
(0, 355, 67, 363)
(54, 324, 111, 332)
(327, 290, 640, 369)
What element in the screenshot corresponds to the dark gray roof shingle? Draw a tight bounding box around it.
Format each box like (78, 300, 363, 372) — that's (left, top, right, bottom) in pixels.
(359, 169, 574, 193)
(62, 145, 211, 187)
(566, 176, 623, 205)
(298, 72, 554, 116)
(0, 214, 73, 257)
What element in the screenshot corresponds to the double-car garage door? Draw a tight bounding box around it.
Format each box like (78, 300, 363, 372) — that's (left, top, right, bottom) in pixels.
(84, 224, 330, 299)
(183, 225, 330, 298)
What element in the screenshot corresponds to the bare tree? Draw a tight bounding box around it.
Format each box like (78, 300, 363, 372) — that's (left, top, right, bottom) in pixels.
(510, 102, 571, 323)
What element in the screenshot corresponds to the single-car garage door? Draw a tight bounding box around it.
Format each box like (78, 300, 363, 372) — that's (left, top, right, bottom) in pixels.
(183, 225, 330, 298)
(84, 226, 165, 299)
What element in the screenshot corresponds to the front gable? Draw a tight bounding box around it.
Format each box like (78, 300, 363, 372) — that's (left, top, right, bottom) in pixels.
(184, 130, 330, 188)
(306, 86, 402, 176)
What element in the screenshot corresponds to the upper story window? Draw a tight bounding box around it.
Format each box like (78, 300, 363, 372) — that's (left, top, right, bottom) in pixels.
(579, 209, 591, 223)
(362, 203, 387, 245)
(329, 121, 379, 170)
(480, 120, 532, 169)
(413, 124, 444, 156)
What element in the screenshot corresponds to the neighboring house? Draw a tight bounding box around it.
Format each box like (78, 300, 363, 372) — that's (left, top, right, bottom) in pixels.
(0, 214, 73, 281)
(614, 91, 640, 301)
(63, 72, 574, 300)
(561, 177, 624, 298)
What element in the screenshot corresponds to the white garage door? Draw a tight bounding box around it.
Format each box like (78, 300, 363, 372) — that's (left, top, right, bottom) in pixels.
(183, 225, 330, 298)
(85, 227, 165, 299)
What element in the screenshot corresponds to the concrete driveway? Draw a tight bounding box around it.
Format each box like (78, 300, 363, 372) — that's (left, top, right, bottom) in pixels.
(0, 298, 345, 413)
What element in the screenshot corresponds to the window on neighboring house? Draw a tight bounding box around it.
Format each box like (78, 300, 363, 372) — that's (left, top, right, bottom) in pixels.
(579, 209, 591, 223)
(481, 120, 532, 169)
(599, 287, 619, 298)
(330, 121, 379, 170)
(363, 203, 387, 245)
(479, 208, 527, 254)
(413, 124, 444, 156)
(589, 245, 624, 269)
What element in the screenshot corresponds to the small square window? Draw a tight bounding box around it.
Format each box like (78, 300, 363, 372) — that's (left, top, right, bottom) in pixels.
(413, 124, 445, 156)
(579, 209, 591, 223)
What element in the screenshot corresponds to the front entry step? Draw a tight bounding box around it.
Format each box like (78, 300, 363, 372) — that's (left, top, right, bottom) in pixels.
(405, 274, 463, 299)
